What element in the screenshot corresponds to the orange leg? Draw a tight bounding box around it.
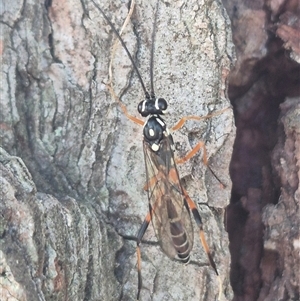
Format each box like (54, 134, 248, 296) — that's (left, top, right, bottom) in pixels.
(105, 83, 144, 126)
(171, 107, 229, 132)
(141, 167, 223, 298)
(175, 140, 207, 165)
(136, 246, 142, 300)
(144, 140, 221, 191)
(174, 138, 226, 188)
(182, 188, 223, 300)
(142, 166, 218, 272)
(182, 188, 218, 274)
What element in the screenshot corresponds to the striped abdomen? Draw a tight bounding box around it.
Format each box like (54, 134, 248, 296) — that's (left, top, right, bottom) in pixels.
(166, 197, 191, 263)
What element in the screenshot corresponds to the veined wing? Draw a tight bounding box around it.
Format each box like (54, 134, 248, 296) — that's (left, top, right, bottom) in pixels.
(143, 134, 194, 262)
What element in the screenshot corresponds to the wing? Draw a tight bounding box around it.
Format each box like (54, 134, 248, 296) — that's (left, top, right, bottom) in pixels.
(143, 134, 194, 262)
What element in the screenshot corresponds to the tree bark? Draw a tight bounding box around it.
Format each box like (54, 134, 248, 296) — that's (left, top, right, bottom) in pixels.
(0, 0, 235, 300)
(223, 0, 300, 300)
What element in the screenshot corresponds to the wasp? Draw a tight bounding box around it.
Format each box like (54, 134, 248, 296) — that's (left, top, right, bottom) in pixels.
(92, 0, 227, 299)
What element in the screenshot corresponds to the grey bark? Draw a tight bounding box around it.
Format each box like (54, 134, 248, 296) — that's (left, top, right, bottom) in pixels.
(0, 0, 235, 300)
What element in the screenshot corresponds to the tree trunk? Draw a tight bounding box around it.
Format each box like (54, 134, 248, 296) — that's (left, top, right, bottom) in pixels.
(223, 0, 300, 300)
(0, 0, 235, 300)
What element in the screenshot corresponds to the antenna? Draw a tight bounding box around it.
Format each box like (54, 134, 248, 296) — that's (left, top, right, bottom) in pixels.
(92, 0, 150, 99)
(150, 0, 160, 99)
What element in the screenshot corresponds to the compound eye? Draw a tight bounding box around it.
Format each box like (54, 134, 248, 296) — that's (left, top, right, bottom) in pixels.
(138, 100, 149, 117)
(157, 98, 168, 113)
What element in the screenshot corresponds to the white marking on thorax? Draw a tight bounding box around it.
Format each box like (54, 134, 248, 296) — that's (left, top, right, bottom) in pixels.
(156, 117, 165, 127)
(152, 143, 159, 152)
(149, 129, 155, 137)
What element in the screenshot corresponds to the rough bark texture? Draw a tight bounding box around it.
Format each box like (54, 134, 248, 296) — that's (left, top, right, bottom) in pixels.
(223, 0, 300, 300)
(0, 0, 234, 300)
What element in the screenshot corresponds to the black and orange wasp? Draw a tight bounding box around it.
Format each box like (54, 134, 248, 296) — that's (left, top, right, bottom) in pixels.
(92, 0, 227, 299)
